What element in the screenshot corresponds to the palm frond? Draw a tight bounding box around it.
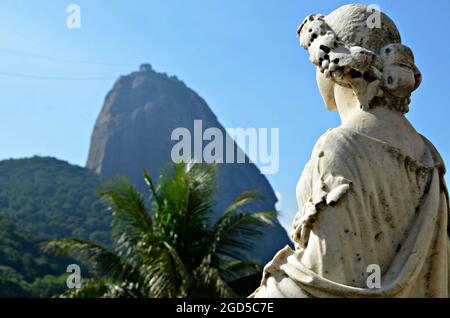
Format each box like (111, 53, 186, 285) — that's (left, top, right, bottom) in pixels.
(40, 239, 133, 281)
(220, 260, 262, 283)
(153, 163, 215, 266)
(57, 279, 110, 298)
(211, 207, 277, 260)
(58, 279, 138, 298)
(143, 169, 162, 211)
(135, 240, 190, 298)
(222, 190, 262, 215)
(98, 177, 154, 257)
(193, 265, 237, 298)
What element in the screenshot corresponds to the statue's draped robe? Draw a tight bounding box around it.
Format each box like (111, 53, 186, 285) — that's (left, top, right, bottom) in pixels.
(251, 128, 449, 298)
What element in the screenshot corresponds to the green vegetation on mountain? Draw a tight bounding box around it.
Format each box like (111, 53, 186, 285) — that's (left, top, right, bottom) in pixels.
(0, 157, 110, 242)
(0, 219, 73, 297)
(0, 157, 110, 297)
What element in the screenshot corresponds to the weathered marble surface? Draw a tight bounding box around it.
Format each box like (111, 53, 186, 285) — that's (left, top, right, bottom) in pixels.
(251, 4, 449, 298)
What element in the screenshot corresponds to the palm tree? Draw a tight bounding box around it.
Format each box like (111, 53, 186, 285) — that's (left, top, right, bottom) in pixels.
(41, 162, 277, 298)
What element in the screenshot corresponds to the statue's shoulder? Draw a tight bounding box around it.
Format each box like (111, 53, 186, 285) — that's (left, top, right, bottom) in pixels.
(312, 128, 446, 175)
(309, 127, 384, 177)
(311, 127, 359, 157)
(419, 134, 446, 175)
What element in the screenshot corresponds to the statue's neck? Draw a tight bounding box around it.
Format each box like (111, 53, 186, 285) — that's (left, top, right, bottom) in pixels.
(340, 107, 409, 136)
(333, 85, 426, 161)
(334, 85, 361, 124)
(334, 84, 407, 130)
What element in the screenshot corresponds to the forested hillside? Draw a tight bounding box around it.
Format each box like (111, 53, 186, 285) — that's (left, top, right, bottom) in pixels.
(0, 157, 111, 297)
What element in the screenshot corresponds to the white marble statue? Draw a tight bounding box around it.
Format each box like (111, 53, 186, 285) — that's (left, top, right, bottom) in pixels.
(251, 4, 449, 298)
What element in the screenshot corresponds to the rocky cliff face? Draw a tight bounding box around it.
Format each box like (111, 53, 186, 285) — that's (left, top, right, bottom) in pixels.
(86, 64, 291, 263)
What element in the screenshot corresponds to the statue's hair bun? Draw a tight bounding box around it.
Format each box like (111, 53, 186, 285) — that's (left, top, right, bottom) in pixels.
(380, 44, 421, 98)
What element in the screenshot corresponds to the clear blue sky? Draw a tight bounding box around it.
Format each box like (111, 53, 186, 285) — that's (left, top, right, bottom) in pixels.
(0, 0, 449, 231)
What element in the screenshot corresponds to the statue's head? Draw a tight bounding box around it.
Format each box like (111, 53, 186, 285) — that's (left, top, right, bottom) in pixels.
(297, 4, 421, 113)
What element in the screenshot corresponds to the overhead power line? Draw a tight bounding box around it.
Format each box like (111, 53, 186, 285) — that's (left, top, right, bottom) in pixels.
(0, 47, 138, 81)
(0, 47, 135, 67)
(0, 71, 115, 81)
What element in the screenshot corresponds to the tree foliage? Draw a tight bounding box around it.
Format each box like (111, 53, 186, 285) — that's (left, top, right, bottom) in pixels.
(0, 157, 110, 297)
(43, 162, 276, 298)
